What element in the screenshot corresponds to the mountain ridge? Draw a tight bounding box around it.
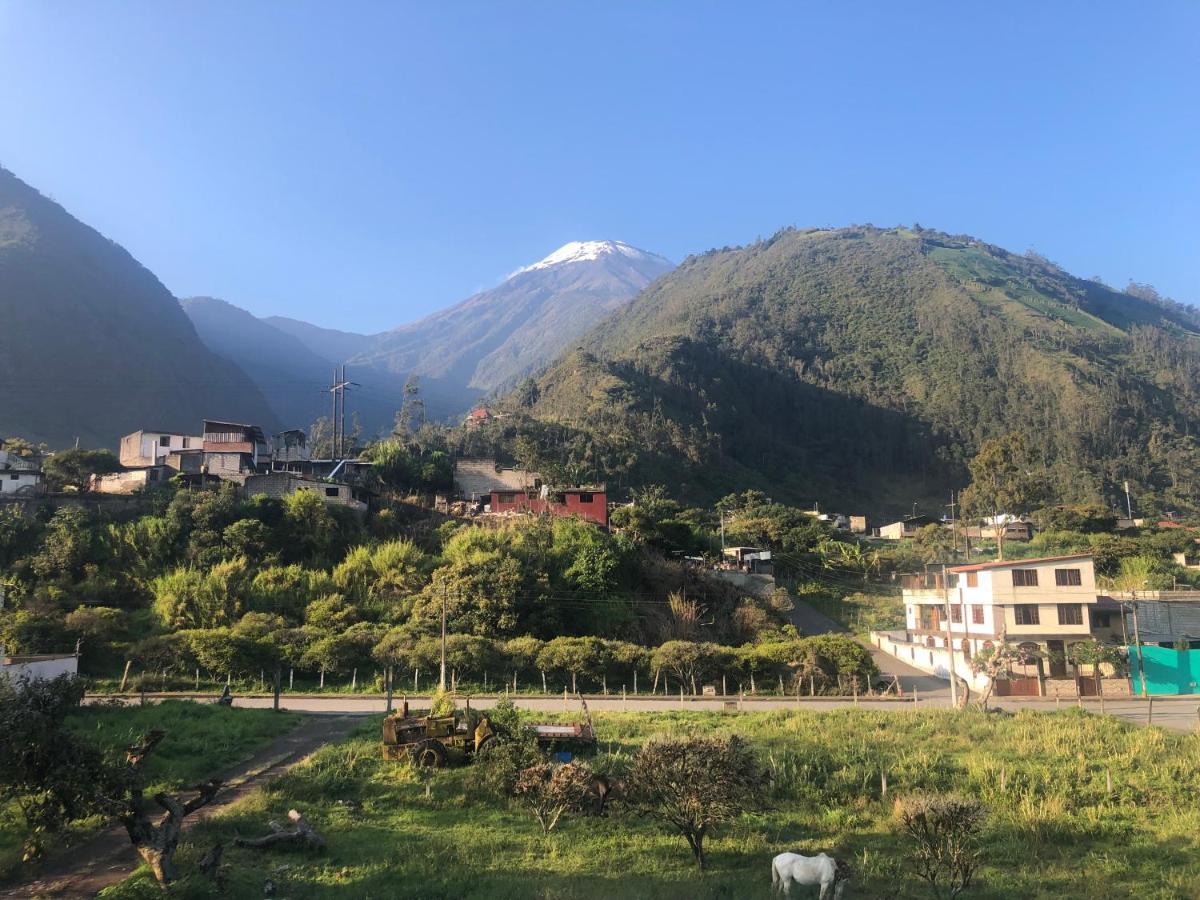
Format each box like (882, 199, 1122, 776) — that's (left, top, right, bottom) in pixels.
(492, 225, 1200, 517)
(0, 167, 279, 448)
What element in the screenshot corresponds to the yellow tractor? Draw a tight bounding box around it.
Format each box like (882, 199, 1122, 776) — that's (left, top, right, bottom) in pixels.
(381, 703, 497, 767)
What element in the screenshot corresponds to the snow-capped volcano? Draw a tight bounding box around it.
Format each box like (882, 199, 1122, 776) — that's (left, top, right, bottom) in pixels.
(349, 239, 674, 412)
(514, 240, 672, 276)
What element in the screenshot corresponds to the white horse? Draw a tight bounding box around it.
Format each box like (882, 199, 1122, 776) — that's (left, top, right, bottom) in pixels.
(771, 851, 850, 898)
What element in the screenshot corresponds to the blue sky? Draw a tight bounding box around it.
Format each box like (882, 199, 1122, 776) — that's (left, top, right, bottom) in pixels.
(0, 2, 1196, 332)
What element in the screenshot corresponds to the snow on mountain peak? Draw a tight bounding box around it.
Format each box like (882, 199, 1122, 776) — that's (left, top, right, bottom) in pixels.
(512, 240, 667, 276)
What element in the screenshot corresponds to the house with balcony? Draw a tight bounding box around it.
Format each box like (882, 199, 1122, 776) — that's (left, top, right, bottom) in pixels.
(902, 554, 1099, 669)
(872, 554, 1122, 693)
(202, 420, 271, 476)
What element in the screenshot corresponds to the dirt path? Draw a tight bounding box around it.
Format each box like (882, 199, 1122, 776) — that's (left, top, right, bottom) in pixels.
(1, 713, 362, 900)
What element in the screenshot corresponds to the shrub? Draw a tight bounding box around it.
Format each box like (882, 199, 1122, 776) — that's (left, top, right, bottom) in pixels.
(895, 794, 986, 899)
(624, 734, 766, 870)
(513, 760, 595, 835)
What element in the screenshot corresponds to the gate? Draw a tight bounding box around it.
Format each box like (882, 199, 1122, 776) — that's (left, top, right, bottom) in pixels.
(995, 677, 1041, 697)
(1076, 674, 1102, 696)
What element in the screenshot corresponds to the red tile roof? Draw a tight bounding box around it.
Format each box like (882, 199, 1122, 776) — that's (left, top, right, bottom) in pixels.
(948, 553, 1092, 574)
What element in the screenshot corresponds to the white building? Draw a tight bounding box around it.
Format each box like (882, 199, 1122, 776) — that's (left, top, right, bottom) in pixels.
(119, 429, 203, 468)
(1, 644, 78, 680)
(0, 442, 43, 497)
(887, 554, 1103, 686)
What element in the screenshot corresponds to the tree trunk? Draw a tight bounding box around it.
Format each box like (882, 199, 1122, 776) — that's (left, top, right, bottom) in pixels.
(571, 671, 577, 694)
(234, 809, 325, 852)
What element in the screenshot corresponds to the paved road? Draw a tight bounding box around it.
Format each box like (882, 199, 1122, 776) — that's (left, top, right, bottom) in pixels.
(89, 691, 1200, 733)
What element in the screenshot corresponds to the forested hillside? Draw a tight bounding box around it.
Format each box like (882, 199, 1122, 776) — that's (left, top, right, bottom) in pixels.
(492, 227, 1200, 517)
(0, 168, 278, 447)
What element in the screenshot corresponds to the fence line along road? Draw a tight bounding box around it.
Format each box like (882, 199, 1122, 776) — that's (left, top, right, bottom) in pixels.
(84, 691, 1200, 732)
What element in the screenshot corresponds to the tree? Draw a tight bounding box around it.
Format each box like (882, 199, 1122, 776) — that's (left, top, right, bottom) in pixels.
(42, 448, 121, 492)
(513, 761, 595, 835)
(912, 524, 954, 564)
(625, 734, 766, 870)
(959, 432, 1049, 559)
(536, 636, 607, 693)
(0, 675, 120, 861)
(967, 641, 1022, 709)
(650, 641, 724, 694)
(896, 794, 985, 899)
(395, 375, 426, 436)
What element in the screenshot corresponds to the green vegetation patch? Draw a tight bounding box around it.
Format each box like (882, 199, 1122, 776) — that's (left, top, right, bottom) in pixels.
(102, 709, 1200, 899)
(0, 701, 298, 882)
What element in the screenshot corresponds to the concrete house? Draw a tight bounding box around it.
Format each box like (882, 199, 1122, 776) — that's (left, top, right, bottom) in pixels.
(119, 430, 203, 468)
(0, 441, 43, 497)
(202, 420, 271, 476)
(242, 472, 368, 516)
(899, 554, 1100, 668)
(453, 458, 538, 501)
(877, 515, 941, 540)
(489, 486, 608, 528)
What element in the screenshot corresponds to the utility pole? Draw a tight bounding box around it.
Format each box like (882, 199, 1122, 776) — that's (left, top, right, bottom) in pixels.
(1123, 480, 1134, 521)
(439, 583, 448, 692)
(327, 366, 358, 461)
(942, 563, 959, 708)
(946, 491, 959, 556)
(1129, 592, 1148, 698)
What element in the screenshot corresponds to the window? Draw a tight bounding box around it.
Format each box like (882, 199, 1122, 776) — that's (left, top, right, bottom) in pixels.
(1014, 604, 1040, 625)
(183, 437, 192, 449)
(159, 435, 170, 447)
(965, 572, 979, 588)
(1091, 611, 1113, 628)
(950, 605, 963, 623)
(325, 487, 339, 497)
(1057, 604, 1083, 625)
(578, 492, 593, 503)
(971, 605, 985, 625)
(9, 474, 18, 480)
(1054, 568, 1082, 586)
(1012, 569, 1039, 587)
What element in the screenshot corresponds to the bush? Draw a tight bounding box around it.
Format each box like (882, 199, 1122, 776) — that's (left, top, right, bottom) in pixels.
(624, 734, 766, 870)
(895, 794, 985, 899)
(513, 760, 595, 835)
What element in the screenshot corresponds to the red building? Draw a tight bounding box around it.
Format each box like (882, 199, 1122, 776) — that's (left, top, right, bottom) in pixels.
(489, 487, 608, 528)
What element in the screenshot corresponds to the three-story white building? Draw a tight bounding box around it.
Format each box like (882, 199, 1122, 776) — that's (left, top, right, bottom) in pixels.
(901, 553, 1100, 676)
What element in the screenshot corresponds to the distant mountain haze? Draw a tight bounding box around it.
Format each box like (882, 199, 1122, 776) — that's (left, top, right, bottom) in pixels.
(507, 226, 1200, 516)
(349, 240, 674, 395)
(182, 240, 675, 436)
(0, 167, 278, 448)
(262, 316, 377, 364)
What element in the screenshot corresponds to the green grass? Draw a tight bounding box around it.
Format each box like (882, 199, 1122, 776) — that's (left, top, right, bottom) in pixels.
(0, 701, 299, 882)
(101, 708, 1200, 899)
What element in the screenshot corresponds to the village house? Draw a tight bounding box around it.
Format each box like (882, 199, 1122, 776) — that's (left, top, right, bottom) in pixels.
(0, 441, 43, 497)
(118, 429, 203, 468)
(900, 554, 1101, 666)
(489, 485, 609, 528)
(722, 546, 773, 574)
(871, 554, 1132, 696)
(242, 472, 369, 516)
(271, 429, 311, 465)
(877, 514, 941, 540)
(453, 457, 538, 501)
(202, 419, 271, 476)
(464, 407, 504, 430)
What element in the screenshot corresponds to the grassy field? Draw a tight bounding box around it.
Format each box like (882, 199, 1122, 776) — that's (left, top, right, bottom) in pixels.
(0, 701, 299, 882)
(100, 708, 1200, 899)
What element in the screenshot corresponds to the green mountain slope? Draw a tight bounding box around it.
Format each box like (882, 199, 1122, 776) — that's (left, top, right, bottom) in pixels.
(0, 167, 279, 448)
(499, 226, 1200, 517)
